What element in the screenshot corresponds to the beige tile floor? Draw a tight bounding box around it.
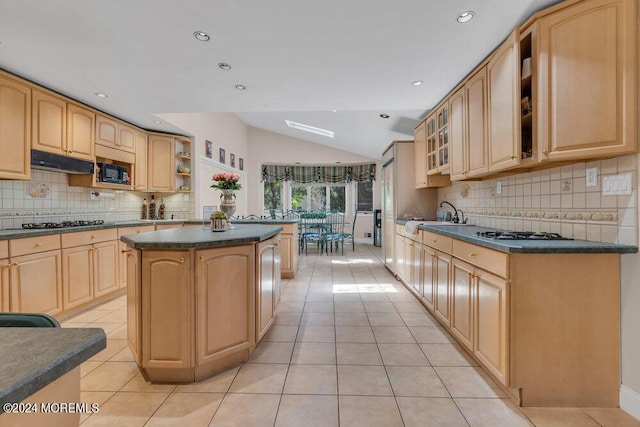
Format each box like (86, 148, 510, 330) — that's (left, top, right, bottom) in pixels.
(61, 244, 640, 427)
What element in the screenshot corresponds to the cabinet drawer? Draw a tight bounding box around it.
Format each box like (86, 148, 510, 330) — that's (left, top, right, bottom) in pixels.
(118, 225, 155, 238)
(10, 234, 61, 257)
(0, 240, 7, 259)
(61, 228, 118, 248)
(422, 230, 452, 254)
(452, 240, 509, 278)
(395, 224, 405, 236)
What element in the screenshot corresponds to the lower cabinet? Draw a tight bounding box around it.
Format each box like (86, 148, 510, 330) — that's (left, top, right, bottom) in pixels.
(1, 258, 9, 311)
(450, 259, 475, 352)
(126, 249, 141, 364)
(10, 250, 63, 316)
(256, 235, 281, 342)
(196, 245, 255, 365)
(93, 240, 119, 298)
(433, 252, 452, 328)
(420, 246, 436, 312)
(279, 223, 298, 279)
(118, 225, 155, 289)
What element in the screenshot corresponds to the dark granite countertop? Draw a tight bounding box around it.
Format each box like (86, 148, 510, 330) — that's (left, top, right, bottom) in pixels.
(121, 224, 283, 249)
(414, 223, 638, 254)
(0, 328, 105, 409)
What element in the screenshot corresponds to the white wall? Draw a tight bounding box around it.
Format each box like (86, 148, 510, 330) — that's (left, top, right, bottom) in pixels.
(247, 126, 381, 242)
(158, 113, 249, 216)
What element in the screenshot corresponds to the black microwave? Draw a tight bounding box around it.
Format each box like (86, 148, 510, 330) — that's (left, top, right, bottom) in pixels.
(97, 163, 127, 184)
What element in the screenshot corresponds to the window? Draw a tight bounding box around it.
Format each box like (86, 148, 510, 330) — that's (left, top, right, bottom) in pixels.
(356, 181, 373, 212)
(290, 184, 346, 212)
(263, 182, 282, 210)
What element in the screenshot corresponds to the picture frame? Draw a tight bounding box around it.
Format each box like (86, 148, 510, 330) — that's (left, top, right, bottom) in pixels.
(219, 148, 226, 164)
(205, 140, 212, 158)
(239, 158, 244, 171)
(230, 153, 236, 168)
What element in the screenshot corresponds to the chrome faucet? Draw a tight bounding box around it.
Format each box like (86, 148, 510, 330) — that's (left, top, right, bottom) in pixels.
(439, 201, 466, 224)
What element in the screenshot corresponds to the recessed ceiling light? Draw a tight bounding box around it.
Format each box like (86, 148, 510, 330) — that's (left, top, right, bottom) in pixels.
(218, 63, 231, 70)
(380, 114, 390, 119)
(94, 92, 108, 98)
(411, 80, 423, 86)
(193, 31, 210, 41)
(153, 120, 162, 124)
(331, 110, 337, 113)
(456, 11, 475, 23)
(235, 84, 247, 90)
(285, 120, 335, 138)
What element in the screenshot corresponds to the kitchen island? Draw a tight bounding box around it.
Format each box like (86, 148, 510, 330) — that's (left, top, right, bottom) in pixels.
(121, 224, 282, 383)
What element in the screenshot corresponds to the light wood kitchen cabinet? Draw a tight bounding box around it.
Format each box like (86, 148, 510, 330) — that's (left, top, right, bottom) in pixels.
(465, 68, 490, 177)
(426, 106, 449, 174)
(414, 120, 451, 188)
(256, 235, 281, 342)
(0, 75, 31, 180)
(148, 135, 174, 192)
(536, 0, 637, 161)
(448, 87, 466, 181)
(119, 124, 137, 153)
(394, 231, 406, 282)
(278, 222, 298, 279)
(1, 248, 9, 312)
(66, 103, 95, 161)
(487, 30, 521, 173)
(96, 115, 136, 154)
(409, 238, 424, 296)
(141, 250, 192, 370)
(196, 245, 255, 365)
(62, 245, 94, 310)
(433, 252, 452, 328)
(126, 249, 141, 364)
(450, 258, 475, 352)
(474, 267, 509, 386)
(134, 131, 148, 190)
(118, 226, 154, 289)
(93, 240, 119, 298)
(10, 250, 63, 316)
(420, 246, 436, 312)
(31, 90, 66, 155)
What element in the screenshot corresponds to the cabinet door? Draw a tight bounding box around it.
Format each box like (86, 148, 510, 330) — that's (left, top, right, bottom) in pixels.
(414, 121, 428, 188)
(196, 245, 255, 364)
(256, 238, 277, 342)
(0, 76, 31, 180)
(32, 90, 66, 155)
(433, 252, 451, 328)
(449, 87, 466, 181)
(95, 115, 118, 149)
(394, 233, 405, 280)
(406, 239, 417, 293)
(118, 241, 129, 288)
(148, 135, 174, 192)
(118, 124, 137, 153)
(62, 245, 93, 310)
(537, 0, 636, 161)
(126, 249, 141, 364)
(451, 259, 474, 352)
(142, 251, 191, 368)
(1, 260, 9, 312)
(134, 131, 148, 190)
(93, 240, 119, 298)
(466, 67, 490, 177)
(436, 106, 449, 172)
(280, 233, 293, 276)
(10, 250, 63, 316)
(475, 269, 509, 386)
(66, 103, 95, 161)
(421, 247, 436, 312)
(273, 235, 282, 306)
(488, 30, 521, 172)
(411, 243, 424, 296)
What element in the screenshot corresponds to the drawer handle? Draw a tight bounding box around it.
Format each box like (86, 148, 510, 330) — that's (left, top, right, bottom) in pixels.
(199, 256, 204, 262)
(180, 257, 185, 264)
(11, 262, 19, 267)
(35, 242, 43, 247)
(1, 263, 10, 270)
(91, 235, 97, 239)
(121, 249, 131, 254)
(432, 239, 437, 243)
(469, 253, 477, 257)
(542, 149, 548, 156)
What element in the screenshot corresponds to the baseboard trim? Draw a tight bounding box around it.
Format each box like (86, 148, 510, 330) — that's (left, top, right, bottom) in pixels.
(620, 385, 640, 421)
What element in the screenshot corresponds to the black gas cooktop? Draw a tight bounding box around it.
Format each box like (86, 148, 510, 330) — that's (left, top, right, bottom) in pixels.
(476, 231, 573, 240)
(21, 220, 105, 229)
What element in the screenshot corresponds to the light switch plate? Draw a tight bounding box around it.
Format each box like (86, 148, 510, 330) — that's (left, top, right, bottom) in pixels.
(586, 167, 598, 187)
(602, 173, 632, 196)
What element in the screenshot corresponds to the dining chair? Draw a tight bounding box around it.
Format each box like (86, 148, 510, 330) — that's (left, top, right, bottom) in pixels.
(300, 212, 327, 255)
(342, 208, 358, 251)
(324, 211, 346, 255)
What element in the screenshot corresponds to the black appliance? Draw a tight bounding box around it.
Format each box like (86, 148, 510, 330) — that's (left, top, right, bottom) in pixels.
(21, 220, 105, 229)
(476, 231, 573, 240)
(373, 209, 382, 247)
(31, 150, 94, 175)
(97, 162, 127, 184)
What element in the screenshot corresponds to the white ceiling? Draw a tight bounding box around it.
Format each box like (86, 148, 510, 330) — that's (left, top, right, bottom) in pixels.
(0, 0, 561, 159)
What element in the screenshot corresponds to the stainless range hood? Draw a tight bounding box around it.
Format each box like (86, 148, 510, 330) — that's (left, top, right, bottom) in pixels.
(31, 150, 94, 175)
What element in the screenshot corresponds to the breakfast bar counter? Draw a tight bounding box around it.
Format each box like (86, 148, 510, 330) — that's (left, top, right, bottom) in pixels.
(121, 225, 283, 383)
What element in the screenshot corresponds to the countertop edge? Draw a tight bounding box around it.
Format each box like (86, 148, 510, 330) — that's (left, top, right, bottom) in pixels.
(0, 328, 106, 408)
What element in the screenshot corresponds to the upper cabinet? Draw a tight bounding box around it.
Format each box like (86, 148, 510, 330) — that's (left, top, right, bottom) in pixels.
(134, 131, 148, 191)
(536, 0, 637, 161)
(487, 30, 521, 173)
(465, 67, 490, 178)
(448, 87, 466, 181)
(66, 103, 95, 161)
(426, 105, 450, 175)
(32, 90, 66, 155)
(414, 120, 451, 188)
(0, 76, 31, 180)
(148, 135, 174, 192)
(96, 115, 136, 154)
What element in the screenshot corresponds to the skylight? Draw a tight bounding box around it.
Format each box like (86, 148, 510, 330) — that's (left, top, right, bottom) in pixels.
(285, 120, 335, 138)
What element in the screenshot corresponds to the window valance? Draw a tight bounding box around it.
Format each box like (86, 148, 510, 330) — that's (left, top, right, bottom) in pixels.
(262, 163, 376, 183)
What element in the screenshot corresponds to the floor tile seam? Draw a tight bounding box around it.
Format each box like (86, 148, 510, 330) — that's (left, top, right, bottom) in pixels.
(135, 389, 172, 426)
(579, 408, 606, 427)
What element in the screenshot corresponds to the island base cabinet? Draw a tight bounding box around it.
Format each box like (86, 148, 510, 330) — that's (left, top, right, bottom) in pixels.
(196, 245, 255, 366)
(9, 250, 63, 316)
(126, 249, 141, 364)
(256, 235, 281, 342)
(141, 251, 192, 373)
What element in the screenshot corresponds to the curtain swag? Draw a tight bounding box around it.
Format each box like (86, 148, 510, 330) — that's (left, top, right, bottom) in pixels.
(261, 163, 376, 183)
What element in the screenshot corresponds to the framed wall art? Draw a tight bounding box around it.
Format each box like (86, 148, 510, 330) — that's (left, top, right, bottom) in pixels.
(230, 153, 236, 168)
(205, 140, 212, 158)
(219, 148, 226, 164)
(239, 158, 244, 171)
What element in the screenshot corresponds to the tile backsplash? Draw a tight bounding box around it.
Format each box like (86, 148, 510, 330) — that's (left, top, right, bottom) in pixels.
(437, 155, 638, 246)
(0, 170, 195, 229)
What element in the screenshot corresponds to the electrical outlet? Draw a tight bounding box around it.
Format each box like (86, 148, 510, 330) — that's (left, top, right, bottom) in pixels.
(365, 232, 372, 238)
(496, 181, 502, 195)
(89, 190, 97, 200)
(586, 167, 598, 187)
(602, 173, 632, 196)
